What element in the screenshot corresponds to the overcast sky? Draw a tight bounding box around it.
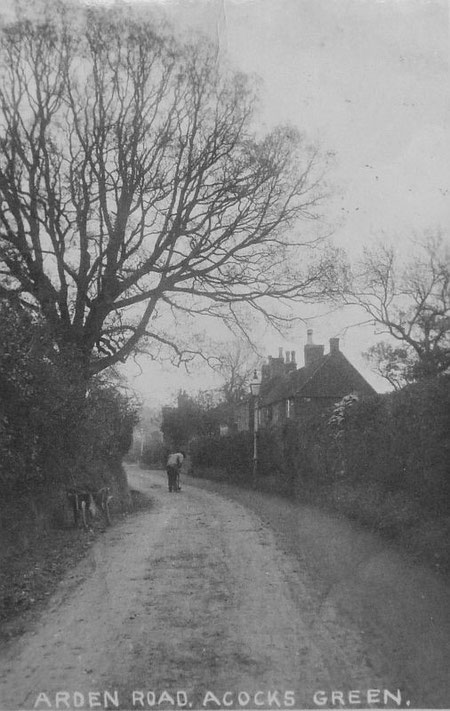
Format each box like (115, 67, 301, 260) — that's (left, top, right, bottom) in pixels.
(120, 0, 450, 405)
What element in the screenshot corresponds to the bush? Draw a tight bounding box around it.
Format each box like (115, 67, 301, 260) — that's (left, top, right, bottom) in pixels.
(190, 432, 253, 484)
(0, 302, 138, 499)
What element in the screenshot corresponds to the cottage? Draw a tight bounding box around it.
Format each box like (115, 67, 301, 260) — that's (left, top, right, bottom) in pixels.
(236, 330, 376, 431)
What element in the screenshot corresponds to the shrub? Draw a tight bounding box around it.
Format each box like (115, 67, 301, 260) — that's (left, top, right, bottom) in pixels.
(190, 431, 253, 484)
(0, 302, 138, 498)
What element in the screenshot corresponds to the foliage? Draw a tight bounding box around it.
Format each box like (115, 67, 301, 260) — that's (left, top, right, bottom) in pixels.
(0, 301, 78, 491)
(0, 1, 335, 377)
(190, 431, 253, 484)
(292, 379, 450, 515)
(0, 301, 138, 496)
(161, 391, 226, 450)
(327, 392, 359, 429)
(81, 381, 139, 470)
(345, 234, 450, 384)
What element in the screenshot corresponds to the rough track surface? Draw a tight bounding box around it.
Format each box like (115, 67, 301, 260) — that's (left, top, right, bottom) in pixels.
(0, 466, 449, 710)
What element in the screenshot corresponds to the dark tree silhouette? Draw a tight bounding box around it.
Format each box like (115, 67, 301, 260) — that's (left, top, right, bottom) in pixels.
(0, 2, 334, 378)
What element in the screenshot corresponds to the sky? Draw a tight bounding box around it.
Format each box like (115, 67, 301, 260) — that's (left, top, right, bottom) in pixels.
(117, 0, 450, 405)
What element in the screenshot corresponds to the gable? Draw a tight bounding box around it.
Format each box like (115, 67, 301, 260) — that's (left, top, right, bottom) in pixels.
(298, 352, 376, 398)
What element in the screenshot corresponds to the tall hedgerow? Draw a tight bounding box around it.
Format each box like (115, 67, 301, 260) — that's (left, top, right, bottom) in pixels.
(0, 302, 138, 497)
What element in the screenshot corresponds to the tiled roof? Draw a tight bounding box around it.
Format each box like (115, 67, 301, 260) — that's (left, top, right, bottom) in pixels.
(260, 351, 376, 406)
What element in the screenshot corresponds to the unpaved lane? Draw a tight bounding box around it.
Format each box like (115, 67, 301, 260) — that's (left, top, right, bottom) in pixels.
(182, 472, 450, 709)
(0, 467, 440, 710)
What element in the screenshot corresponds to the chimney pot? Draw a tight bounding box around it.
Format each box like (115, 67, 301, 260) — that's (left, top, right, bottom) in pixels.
(307, 329, 313, 344)
(291, 350, 296, 363)
(285, 351, 290, 363)
(278, 347, 283, 359)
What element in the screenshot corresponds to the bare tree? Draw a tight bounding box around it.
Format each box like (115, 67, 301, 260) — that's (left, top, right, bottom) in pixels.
(0, 2, 333, 378)
(210, 340, 261, 404)
(344, 234, 450, 383)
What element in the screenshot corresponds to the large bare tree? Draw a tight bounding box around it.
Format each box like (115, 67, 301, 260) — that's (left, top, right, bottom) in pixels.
(0, 2, 334, 377)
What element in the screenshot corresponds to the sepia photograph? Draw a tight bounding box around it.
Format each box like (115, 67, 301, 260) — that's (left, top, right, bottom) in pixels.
(0, 0, 449, 709)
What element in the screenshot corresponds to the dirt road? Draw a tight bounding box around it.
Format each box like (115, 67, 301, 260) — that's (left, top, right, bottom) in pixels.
(1, 466, 449, 711)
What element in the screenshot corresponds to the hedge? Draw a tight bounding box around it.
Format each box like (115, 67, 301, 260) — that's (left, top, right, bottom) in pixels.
(190, 376, 450, 569)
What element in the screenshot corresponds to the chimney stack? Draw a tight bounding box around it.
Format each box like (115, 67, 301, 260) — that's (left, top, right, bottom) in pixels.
(329, 338, 340, 354)
(304, 330, 324, 367)
(284, 349, 297, 373)
(266, 351, 284, 378)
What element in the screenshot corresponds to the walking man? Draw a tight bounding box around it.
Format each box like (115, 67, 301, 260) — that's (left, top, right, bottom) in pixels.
(166, 451, 185, 492)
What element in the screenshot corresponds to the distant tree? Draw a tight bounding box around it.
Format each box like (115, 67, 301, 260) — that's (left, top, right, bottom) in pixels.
(345, 235, 450, 384)
(0, 2, 335, 380)
(161, 390, 225, 449)
(211, 340, 261, 404)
